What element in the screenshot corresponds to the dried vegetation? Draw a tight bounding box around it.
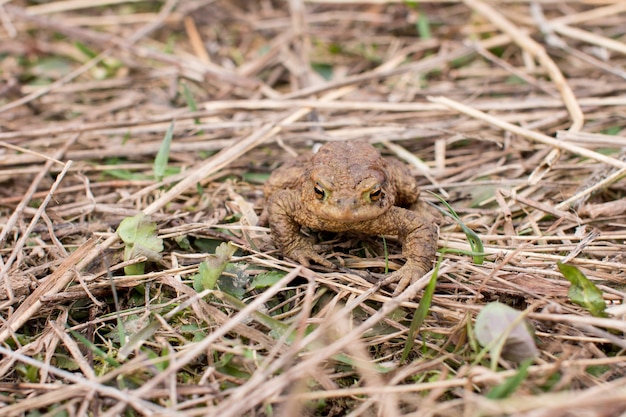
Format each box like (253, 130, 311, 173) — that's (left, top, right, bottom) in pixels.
(1, 0, 626, 416)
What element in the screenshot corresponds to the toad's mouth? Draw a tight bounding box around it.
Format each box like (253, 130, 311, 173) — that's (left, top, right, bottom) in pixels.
(315, 205, 388, 223)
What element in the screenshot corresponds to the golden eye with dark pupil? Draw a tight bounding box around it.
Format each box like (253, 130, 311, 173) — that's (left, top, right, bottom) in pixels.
(369, 186, 382, 202)
(314, 183, 326, 200)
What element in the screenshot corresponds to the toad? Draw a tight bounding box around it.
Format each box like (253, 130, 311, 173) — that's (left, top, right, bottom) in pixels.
(264, 141, 440, 293)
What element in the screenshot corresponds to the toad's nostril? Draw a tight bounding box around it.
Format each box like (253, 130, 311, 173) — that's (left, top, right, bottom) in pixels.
(337, 198, 357, 206)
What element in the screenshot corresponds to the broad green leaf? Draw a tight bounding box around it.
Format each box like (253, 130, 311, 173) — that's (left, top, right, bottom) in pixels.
(180, 324, 207, 342)
(16, 363, 40, 383)
(117, 213, 164, 275)
(174, 235, 191, 250)
(124, 262, 145, 276)
(217, 263, 248, 299)
(194, 238, 227, 253)
(30, 57, 73, 79)
(193, 261, 215, 292)
(250, 271, 286, 289)
(311, 63, 333, 81)
(154, 121, 174, 181)
(558, 262, 607, 317)
(475, 302, 538, 365)
(53, 354, 80, 371)
(192, 242, 237, 292)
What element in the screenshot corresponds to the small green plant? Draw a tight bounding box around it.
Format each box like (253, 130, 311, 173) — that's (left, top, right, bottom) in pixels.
(192, 242, 237, 292)
(558, 262, 607, 317)
(117, 213, 164, 275)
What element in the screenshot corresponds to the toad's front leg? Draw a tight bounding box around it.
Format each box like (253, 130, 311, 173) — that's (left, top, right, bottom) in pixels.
(267, 190, 334, 268)
(384, 206, 440, 294)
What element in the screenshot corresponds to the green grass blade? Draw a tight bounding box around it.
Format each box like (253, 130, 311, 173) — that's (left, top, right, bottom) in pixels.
(154, 120, 174, 181)
(486, 358, 533, 399)
(428, 191, 485, 264)
(68, 327, 121, 368)
(401, 255, 441, 362)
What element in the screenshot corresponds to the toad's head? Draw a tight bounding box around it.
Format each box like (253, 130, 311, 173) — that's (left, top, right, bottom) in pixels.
(301, 141, 396, 222)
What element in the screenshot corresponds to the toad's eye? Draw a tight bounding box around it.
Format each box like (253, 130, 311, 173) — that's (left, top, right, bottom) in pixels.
(314, 183, 327, 200)
(368, 185, 383, 202)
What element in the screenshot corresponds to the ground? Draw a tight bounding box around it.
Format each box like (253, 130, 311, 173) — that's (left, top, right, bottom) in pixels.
(1, 1, 626, 416)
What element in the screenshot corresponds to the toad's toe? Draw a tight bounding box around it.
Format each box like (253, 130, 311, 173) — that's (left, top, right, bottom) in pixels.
(389, 263, 429, 295)
(291, 250, 334, 269)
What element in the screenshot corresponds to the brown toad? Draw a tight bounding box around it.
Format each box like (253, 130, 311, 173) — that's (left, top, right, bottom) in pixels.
(264, 141, 440, 293)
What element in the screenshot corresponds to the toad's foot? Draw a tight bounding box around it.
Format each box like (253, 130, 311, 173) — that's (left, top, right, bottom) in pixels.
(283, 242, 335, 269)
(388, 261, 430, 296)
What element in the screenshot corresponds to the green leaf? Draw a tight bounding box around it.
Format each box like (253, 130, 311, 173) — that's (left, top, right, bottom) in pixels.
(30, 57, 73, 79)
(602, 125, 621, 135)
(193, 238, 225, 253)
(328, 43, 342, 54)
(586, 364, 610, 378)
(117, 213, 164, 275)
(102, 168, 151, 181)
(17, 363, 40, 383)
(175, 235, 191, 250)
(193, 260, 216, 292)
(54, 354, 80, 371)
(218, 263, 249, 299)
(486, 358, 533, 399)
(154, 121, 174, 181)
(557, 262, 607, 317)
(124, 262, 145, 276)
(181, 324, 207, 342)
(311, 63, 333, 81)
(474, 302, 538, 365)
(192, 242, 237, 292)
(142, 347, 169, 372)
(250, 271, 286, 289)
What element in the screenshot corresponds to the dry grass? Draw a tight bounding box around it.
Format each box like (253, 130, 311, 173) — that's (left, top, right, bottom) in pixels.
(1, 0, 626, 416)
